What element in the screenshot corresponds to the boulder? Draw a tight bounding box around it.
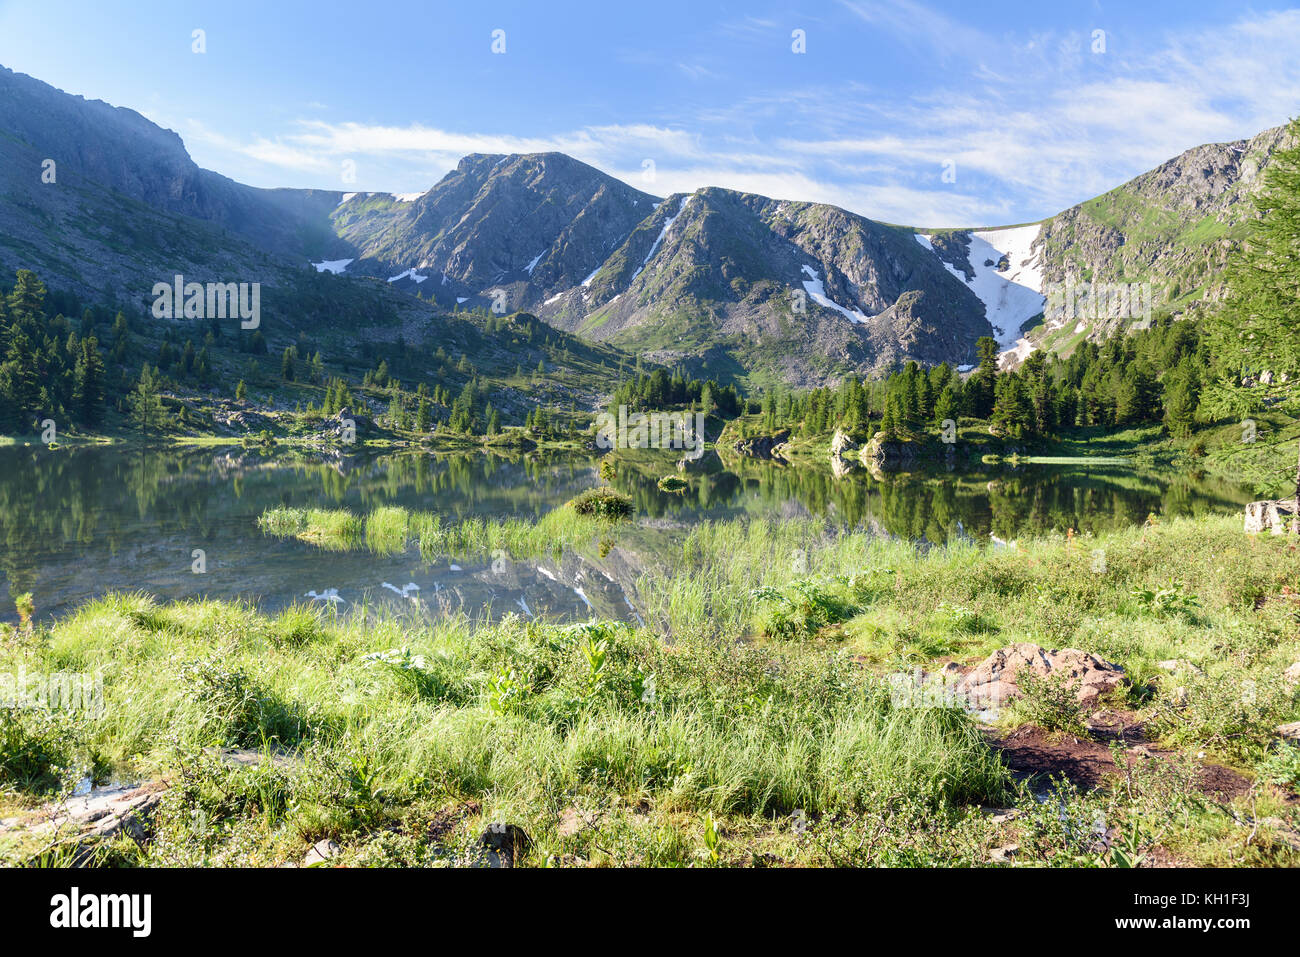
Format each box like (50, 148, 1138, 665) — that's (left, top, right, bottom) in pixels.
(1284, 661, 1300, 686)
(830, 429, 858, 456)
(860, 433, 922, 472)
(1277, 721, 1300, 742)
(1244, 499, 1298, 535)
(956, 642, 1125, 710)
(304, 838, 340, 866)
(477, 823, 531, 868)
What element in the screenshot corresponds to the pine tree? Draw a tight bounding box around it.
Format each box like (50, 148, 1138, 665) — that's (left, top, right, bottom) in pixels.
(1162, 357, 1200, 438)
(1204, 117, 1300, 509)
(965, 336, 999, 418)
(72, 338, 106, 426)
(128, 364, 167, 435)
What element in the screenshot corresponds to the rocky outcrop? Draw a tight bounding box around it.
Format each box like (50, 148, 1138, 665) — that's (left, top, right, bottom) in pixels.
(1244, 499, 1298, 535)
(860, 433, 923, 472)
(830, 429, 860, 478)
(830, 429, 858, 456)
(732, 429, 790, 460)
(956, 642, 1125, 710)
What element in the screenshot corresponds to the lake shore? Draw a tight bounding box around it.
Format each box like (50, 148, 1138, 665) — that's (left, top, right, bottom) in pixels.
(3, 511, 1297, 867)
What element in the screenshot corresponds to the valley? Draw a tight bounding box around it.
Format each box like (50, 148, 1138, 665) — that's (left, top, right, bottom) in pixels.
(1, 50, 1298, 877)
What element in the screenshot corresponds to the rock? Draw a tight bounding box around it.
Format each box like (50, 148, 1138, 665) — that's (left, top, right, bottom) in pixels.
(980, 807, 1019, 825)
(1244, 499, 1298, 535)
(478, 823, 531, 868)
(830, 429, 858, 456)
(990, 844, 1019, 862)
(731, 430, 790, 460)
(557, 808, 599, 838)
(323, 407, 373, 442)
(0, 781, 167, 864)
(955, 642, 1125, 710)
(1284, 662, 1300, 686)
(1156, 659, 1205, 676)
(1277, 721, 1300, 742)
(304, 838, 340, 866)
(860, 433, 923, 472)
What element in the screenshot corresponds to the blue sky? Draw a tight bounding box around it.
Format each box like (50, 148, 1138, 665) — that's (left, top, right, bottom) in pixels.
(1, 0, 1298, 226)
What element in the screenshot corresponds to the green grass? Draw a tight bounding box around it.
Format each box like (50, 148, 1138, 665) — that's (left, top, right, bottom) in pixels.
(3, 512, 1298, 867)
(259, 493, 631, 562)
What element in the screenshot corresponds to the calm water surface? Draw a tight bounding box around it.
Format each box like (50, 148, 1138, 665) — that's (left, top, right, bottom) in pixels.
(0, 444, 1255, 625)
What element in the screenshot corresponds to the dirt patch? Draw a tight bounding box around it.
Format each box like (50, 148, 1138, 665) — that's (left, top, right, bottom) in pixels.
(984, 716, 1257, 802)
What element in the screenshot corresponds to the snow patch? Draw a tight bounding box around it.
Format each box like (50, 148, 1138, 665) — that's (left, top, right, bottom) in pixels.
(391, 191, 426, 203)
(456, 297, 469, 304)
(387, 268, 429, 284)
(915, 224, 1045, 362)
(312, 258, 354, 274)
(524, 252, 543, 276)
(337, 192, 357, 207)
(581, 267, 601, 288)
(543, 293, 564, 305)
(800, 265, 869, 325)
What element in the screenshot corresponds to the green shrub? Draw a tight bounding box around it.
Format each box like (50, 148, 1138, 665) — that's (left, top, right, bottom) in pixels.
(0, 708, 81, 793)
(570, 488, 634, 520)
(1014, 670, 1088, 736)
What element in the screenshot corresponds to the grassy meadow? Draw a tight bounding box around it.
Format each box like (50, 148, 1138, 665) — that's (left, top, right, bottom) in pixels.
(2, 504, 1298, 867)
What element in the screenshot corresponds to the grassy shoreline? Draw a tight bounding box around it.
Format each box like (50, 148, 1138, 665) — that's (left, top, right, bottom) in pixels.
(2, 510, 1298, 867)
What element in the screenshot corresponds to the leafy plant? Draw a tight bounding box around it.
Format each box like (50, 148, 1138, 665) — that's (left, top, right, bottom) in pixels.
(486, 667, 524, 715)
(13, 591, 34, 629)
(702, 813, 720, 865)
(1014, 670, 1088, 736)
(1131, 578, 1200, 616)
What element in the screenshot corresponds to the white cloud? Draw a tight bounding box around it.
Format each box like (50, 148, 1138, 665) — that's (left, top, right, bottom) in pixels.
(178, 6, 1300, 227)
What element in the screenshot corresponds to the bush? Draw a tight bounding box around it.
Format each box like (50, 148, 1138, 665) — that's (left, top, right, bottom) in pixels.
(0, 708, 81, 793)
(1014, 670, 1088, 736)
(570, 488, 634, 520)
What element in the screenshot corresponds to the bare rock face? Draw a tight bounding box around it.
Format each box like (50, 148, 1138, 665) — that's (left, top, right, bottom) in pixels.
(861, 433, 922, 472)
(956, 642, 1125, 710)
(830, 429, 858, 456)
(830, 429, 860, 478)
(1244, 500, 1298, 535)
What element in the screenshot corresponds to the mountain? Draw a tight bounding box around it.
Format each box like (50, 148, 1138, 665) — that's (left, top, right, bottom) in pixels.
(0, 65, 634, 425)
(1027, 124, 1290, 348)
(0, 62, 1288, 393)
(331, 167, 997, 386)
(333, 152, 658, 304)
(914, 125, 1293, 364)
(535, 187, 991, 385)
